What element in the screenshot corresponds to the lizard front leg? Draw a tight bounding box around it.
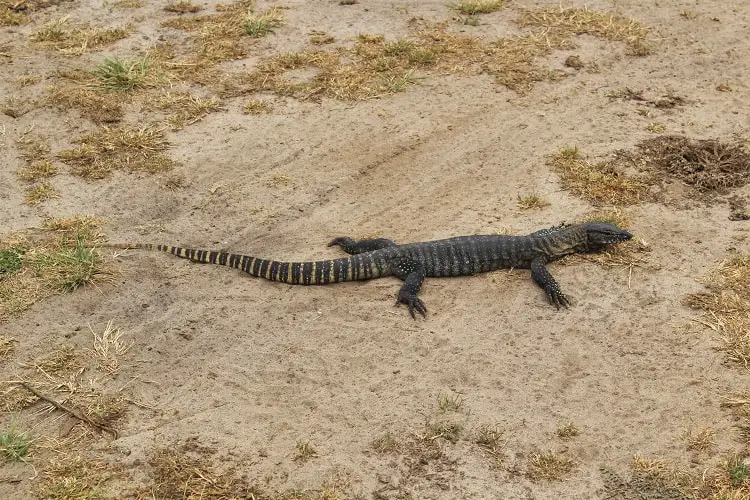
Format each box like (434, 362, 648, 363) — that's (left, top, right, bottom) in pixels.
(530, 257, 571, 309)
(327, 237, 396, 254)
(391, 259, 427, 319)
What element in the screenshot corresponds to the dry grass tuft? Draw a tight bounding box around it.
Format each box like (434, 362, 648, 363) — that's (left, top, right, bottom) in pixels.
(15, 73, 42, 87)
(243, 98, 272, 114)
(17, 160, 58, 182)
(602, 457, 696, 498)
(605, 87, 687, 109)
(232, 28, 473, 99)
(13, 136, 61, 206)
(372, 432, 403, 454)
(143, 443, 263, 498)
(309, 30, 335, 45)
(583, 208, 631, 229)
(437, 393, 464, 413)
(556, 422, 580, 440)
(0, 335, 16, 358)
(474, 424, 504, 458)
(371, 421, 463, 483)
(699, 454, 750, 498)
(164, 0, 201, 14)
(149, 91, 224, 129)
(179, 6, 648, 98)
(35, 455, 113, 499)
(526, 451, 575, 481)
(162, 1, 277, 67)
(293, 441, 318, 462)
(646, 122, 666, 133)
(549, 147, 651, 205)
(113, 0, 144, 7)
(517, 193, 550, 210)
(0, 216, 111, 321)
(425, 420, 463, 444)
(518, 6, 652, 56)
(0, 4, 29, 26)
(47, 86, 124, 123)
(2, 96, 33, 118)
(89, 320, 131, 375)
(31, 17, 130, 55)
(32, 345, 83, 375)
(683, 427, 715, 452)
(629, 456, 696, 495)
(58, 126, 175, 179)
(16, 135, 51, 163)
(77, 393, 126, 425)
(0, 381, 39, 413)
(686, 253, 750, 366)
(451, 1, 505, 16)
(24, 182, 60, 205)
(605, 455, 750, 498)
(222, 25, 574, 99)
(636, 135, 750, 194)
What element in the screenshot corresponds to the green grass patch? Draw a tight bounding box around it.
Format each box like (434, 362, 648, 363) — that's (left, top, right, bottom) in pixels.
(92, 56, 151, 91)
(0, 247, 24, 277)
(0, 423, 31, 462)
(244, 8, 283, 37)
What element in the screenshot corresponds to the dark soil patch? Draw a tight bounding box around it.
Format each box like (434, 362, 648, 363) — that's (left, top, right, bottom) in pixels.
(636, 135, 750, 193)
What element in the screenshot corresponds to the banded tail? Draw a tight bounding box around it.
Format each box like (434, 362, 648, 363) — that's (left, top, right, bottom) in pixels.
(103, 243, 390, 285)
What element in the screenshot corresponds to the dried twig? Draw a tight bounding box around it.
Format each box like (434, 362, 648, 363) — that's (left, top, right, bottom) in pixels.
(15, 382, 118, 439)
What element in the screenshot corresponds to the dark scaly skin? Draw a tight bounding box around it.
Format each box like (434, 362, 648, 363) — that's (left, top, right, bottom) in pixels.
(106, 221, 632, 318)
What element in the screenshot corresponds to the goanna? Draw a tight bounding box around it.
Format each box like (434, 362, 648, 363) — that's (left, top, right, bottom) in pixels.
(106, 221, 632, 318)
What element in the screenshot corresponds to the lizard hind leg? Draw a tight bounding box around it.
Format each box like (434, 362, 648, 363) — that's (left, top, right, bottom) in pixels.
(327, 237, 397, 255)
(392, 259, 427, 319)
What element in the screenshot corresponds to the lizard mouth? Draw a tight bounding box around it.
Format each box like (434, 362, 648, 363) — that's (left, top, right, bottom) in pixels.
(588, 231, 632, 251)
(602, 231, 633, 245)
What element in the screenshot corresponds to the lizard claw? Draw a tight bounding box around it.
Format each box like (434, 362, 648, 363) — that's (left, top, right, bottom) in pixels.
(397, 293, 427, 319)
(546, 288, 571, 309)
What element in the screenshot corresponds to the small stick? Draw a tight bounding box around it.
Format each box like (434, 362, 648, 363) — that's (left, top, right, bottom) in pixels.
(16, 382, 118, 439)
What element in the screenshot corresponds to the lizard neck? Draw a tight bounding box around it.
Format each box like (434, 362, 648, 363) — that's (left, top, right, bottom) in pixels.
(541, 225, 589, 261)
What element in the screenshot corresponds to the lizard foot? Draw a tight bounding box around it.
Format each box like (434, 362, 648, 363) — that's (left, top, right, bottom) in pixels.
(396, 292, 427, 319)
(545, 288, 571, 309)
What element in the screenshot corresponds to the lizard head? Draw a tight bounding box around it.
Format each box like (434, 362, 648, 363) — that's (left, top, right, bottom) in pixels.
(582, 221, 633, 252)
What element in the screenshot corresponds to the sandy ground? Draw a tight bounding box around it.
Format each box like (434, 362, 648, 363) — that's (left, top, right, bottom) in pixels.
(2, 0, 750, 498)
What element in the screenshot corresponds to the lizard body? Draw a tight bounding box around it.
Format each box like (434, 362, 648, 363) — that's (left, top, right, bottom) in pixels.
(106, 221, 632, 318)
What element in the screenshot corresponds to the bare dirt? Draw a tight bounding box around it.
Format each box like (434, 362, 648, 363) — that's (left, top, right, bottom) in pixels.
(2, 0, 750, 498)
